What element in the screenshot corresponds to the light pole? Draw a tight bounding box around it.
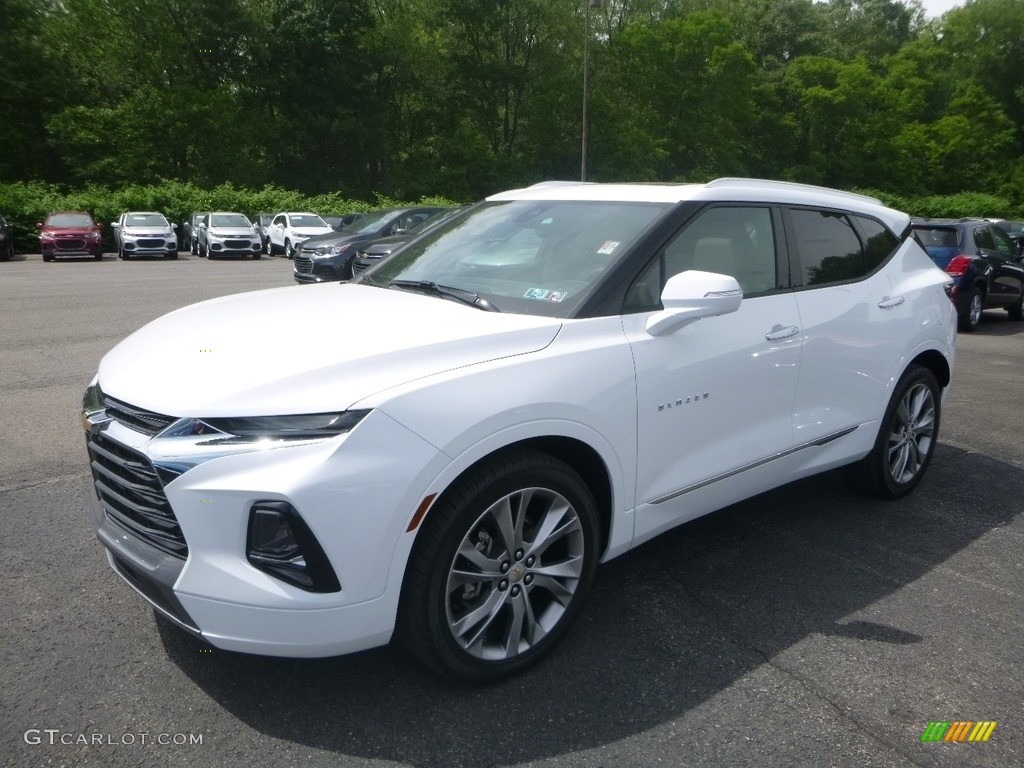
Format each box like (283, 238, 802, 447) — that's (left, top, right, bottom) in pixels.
(581, 0, 601, 181)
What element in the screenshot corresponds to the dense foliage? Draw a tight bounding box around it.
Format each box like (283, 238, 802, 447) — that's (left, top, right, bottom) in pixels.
(1, 0, 1022, 212)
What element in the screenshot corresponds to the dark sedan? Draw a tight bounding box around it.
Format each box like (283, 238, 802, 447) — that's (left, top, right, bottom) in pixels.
(912, 218, 1024, 331)
(292, 206, 447, 284)
(350, 206, 468, 277)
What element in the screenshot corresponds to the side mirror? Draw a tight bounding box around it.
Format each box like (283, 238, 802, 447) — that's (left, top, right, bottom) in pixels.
(96, 222, 103, 229)
(645, 270, 743, 336)
(111, 222, 120, 229)
(36, 222, 42, 229)
(171, 223, 178, 230)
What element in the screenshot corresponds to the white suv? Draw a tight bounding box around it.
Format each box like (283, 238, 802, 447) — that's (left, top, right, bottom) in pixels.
(265, 212, 333, 258)
(83, 179, 956, 681)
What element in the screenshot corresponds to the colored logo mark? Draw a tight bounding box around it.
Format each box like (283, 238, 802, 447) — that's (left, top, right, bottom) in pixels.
(920, 721, 997, 742)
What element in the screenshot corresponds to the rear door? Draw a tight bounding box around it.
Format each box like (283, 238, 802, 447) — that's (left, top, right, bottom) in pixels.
(785, 208, 915, 445)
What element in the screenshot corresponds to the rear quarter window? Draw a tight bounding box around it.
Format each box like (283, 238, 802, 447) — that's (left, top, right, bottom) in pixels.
(789, 209, 865, 286)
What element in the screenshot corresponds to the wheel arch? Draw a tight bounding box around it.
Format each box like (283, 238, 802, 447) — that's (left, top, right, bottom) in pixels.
(415, 436, 615, 561)
(910, 348, 951, 390)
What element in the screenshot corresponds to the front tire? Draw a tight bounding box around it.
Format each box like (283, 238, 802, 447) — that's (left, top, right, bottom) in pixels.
(399, 449, 600, 682)
(285, 239, 295, 259)
(854, 365, 940, 499)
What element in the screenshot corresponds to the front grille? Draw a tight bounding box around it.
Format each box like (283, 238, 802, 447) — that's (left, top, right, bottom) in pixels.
(87, 431, 188, 558)
(103, 395, 176, 436)
(56, 239, 86, 250)
(137, 238, 164, 248)
(224, 239, 250, 249)
(351, 259, 370, 275)
(294, 256, 313, 274)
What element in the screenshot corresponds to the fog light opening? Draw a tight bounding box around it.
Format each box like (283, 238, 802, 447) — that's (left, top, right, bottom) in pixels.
(247, 501, 340, 593)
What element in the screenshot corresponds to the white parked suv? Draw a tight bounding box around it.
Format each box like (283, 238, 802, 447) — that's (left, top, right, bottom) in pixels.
(83, 179, 956, 681)
(265, 212, 333, 258)
(113, 211, 178, 259)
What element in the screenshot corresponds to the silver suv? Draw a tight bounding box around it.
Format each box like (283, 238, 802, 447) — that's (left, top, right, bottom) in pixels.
(114, 212, 178, 260)
(197, 212, 262, 259)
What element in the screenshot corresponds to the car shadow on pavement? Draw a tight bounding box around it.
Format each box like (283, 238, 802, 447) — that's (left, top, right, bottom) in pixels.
(156, 443, 1023, 767)
(972, 313, 1024, 335)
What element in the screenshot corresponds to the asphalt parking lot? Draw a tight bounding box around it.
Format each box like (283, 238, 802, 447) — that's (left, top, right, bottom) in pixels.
(2, 252, 1022, 768)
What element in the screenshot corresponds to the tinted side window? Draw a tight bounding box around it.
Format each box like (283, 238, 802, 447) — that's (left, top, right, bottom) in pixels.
(973, 226, 995, 252)
(855, 216, 899, 272)
(990, 226, 1015, 258)
(790, 209, 864, 286)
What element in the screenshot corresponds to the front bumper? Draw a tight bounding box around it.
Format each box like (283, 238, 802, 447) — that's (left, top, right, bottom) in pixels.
(84, 405, 444, 657)
(41, 237, 103, 257)
(207, 235, 261, 256)
(122, 234, 177, 256)
(293, 254, 348, 284)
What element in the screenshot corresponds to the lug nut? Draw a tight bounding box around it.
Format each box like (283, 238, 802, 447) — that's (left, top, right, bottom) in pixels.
(525, 555, 535, 567)
(500, 561, 510, 573)
(498, 579, 508, 591)
(514, 549, 524, 561)
(510, 585, 521, 597)
(524, 574, 533, 585)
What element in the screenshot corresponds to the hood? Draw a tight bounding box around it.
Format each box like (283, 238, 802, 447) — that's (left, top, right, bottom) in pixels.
(42, 225, 98, 235)
(207, 226, 256, 237)
(292, 226, 334, 238)
(361, 234, 411, 255)
(97, 283, 561, 417)
(300, 230, 375, 249)
(124, 225, 172, 234)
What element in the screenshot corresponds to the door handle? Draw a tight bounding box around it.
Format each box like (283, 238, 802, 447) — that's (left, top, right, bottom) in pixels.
(765, 325, 799, 341)
(878, 296, 905, 309)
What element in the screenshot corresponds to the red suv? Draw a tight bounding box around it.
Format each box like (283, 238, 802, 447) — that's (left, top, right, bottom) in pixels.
(39, 211, 103, 262)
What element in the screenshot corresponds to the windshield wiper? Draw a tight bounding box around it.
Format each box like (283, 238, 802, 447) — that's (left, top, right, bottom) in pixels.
(388, 280, 500, 312)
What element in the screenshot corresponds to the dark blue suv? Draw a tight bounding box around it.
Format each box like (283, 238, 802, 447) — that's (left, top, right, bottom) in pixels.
(912, 218, 1024, 331)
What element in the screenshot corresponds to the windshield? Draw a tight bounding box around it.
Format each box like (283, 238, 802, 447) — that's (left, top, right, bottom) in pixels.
(210, 214, 251, 228)
(46, 213, 94, 228)
(125, 213, 168, 227)
(290, 214, 328, 228)
(349, 209, 406, 235)
(361, 200, 669, 317)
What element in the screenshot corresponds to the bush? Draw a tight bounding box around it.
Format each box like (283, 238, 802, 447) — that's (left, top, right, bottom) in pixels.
(855, 188, 1022, 220)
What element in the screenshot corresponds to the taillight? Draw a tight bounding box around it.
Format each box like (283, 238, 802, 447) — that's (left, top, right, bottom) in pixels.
(945, 254, 972, 277)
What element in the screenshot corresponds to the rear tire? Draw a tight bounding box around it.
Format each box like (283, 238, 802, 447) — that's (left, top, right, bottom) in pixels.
(399, 449, 600, 682)
(853, 364, 940, 499)
(958, 287, 983, 332)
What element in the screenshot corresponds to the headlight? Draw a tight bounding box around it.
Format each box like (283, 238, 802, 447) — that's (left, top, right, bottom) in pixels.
(315, 244, 351, 257)
(161, 411, 370, 444)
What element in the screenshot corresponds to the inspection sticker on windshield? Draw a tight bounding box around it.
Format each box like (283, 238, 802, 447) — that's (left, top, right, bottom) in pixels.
(597, 241, 620, 255)
(524, 288, 568, 302)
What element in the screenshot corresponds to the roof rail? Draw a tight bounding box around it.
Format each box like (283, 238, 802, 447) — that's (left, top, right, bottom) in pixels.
(705, 177, 883, 206)
(526, 180, 596, 189)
